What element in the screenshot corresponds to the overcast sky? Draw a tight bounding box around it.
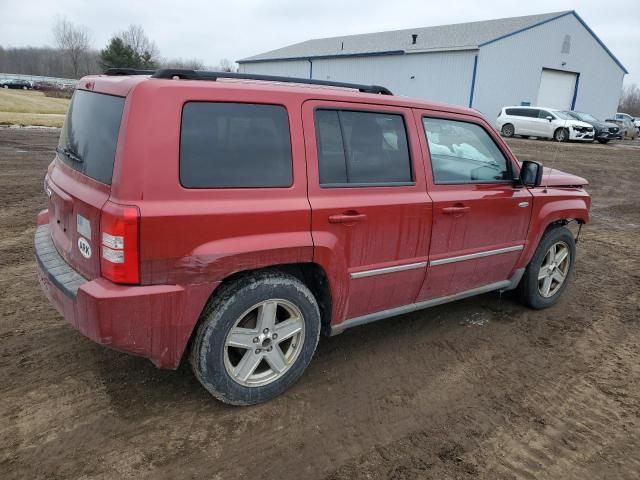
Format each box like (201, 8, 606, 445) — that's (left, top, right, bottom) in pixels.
(1, 0, 638, 84)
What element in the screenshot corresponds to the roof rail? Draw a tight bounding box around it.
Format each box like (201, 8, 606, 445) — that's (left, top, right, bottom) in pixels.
(104, 68, 155, 76)
(149, 69, 393, 95)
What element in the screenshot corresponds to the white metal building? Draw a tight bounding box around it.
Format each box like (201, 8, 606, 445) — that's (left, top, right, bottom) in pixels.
(237, 11, 627, 120)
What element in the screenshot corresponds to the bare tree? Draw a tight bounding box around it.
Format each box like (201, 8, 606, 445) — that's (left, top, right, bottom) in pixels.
(619, 83, 640, 116)
(52, 18, 92, 78)
(217, 58, 236, 72)
(160, 57, 205, 70)
(120, 25, 159, 66)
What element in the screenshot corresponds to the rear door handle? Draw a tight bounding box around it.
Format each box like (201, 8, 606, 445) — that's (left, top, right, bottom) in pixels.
(442, 206, 471, 215)
(328, 212, 368, 224)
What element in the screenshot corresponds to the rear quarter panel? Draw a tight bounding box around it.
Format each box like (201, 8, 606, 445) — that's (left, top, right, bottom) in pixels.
(109, 81, 313, 286)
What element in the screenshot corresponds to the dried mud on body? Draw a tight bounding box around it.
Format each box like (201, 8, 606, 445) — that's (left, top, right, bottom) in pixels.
(1, 129, 639, 479)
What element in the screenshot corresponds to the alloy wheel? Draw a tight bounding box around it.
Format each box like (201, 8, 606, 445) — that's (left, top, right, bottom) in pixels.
(223, 299, 305, 387)
(538, 241, 570, 298)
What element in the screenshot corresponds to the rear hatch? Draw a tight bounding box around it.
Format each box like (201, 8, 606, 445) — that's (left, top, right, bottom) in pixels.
(46, 89, 125, 280)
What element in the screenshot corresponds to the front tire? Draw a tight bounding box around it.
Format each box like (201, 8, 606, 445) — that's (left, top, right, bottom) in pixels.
(190, 271, 321, 405)
(554, 128, 569, 142)
(517, 226, 576, 309)
(501, 123, 515, 137)
(597, 139, 610, 144)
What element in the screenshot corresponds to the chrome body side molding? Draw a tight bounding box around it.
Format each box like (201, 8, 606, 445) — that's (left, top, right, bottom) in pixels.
(331, 268, 525, 335)
(429, 245, 524, 267)
(350, 261, 427, 279)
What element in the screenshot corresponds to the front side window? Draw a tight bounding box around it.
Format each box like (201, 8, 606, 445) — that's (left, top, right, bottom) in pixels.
(422, 117, 511, 184)
(315, 109, 412, 186)
(180, 102, 292, 188)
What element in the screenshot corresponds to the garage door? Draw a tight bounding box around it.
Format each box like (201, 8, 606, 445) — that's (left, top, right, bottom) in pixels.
(536, 69, 578, 110)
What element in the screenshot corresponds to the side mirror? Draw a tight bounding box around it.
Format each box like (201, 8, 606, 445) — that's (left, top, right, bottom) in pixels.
(518, 160, 543, 187)
(546, 116, 553, 122)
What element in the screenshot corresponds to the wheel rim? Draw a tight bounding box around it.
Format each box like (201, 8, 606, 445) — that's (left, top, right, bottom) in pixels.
(223, 299, 305, 387)
(503, 125, 513, 136)
(556, 130, 566, 141)
(538, 241, 570, 298)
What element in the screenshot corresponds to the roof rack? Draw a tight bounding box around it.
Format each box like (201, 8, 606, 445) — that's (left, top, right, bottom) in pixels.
(104, 68, 156, 76)
(102, 68, 392, 95)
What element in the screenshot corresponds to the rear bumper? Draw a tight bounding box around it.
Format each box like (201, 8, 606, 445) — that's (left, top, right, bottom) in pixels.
(35, 224, 215, 369)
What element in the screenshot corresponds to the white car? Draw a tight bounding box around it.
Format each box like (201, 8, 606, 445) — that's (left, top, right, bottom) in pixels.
(497, 106, 594, 142)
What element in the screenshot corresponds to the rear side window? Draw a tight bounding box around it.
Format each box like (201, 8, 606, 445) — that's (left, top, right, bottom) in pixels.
(423, 117, 511, 184)
(180, 102, 292, 188)
(57, 90, 125, 185)
(314, 109, 412, 186)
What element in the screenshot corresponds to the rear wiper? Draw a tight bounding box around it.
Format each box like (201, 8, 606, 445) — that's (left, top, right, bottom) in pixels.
(56, 146, 83, 163)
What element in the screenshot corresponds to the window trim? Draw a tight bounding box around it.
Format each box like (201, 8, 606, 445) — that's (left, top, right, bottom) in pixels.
(179, 100, 294, 190)
(313, 107, 416, 189)
(422, 115, 515, 186)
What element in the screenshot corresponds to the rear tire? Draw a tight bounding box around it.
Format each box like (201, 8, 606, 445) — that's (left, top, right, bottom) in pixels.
(597, 139, 610, 144)
(190, 271, 321, 405)
(517, 226, 576, 309)
(501, 123, 515, 137)
(554, 128, 569, 142)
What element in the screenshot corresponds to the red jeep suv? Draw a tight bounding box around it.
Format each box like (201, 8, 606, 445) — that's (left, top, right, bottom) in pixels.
(35, 69, 591, 405)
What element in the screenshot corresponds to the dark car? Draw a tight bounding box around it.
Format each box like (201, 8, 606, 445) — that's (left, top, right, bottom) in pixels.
(1, 79, 32, 90)
(564, 111, 621, 144)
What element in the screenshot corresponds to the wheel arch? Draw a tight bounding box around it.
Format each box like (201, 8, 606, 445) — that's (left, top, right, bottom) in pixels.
(180, 262, 333, 367)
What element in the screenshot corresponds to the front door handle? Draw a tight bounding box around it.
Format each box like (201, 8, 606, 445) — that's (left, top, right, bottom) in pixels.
(442, 206, 471, 215)
(328, 212, 368, 224)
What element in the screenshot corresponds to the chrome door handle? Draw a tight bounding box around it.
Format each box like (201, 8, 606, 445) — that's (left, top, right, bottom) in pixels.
(442, 206, 471, 215)
(328, 212, 367, 224)
(518, 202, 529, 208)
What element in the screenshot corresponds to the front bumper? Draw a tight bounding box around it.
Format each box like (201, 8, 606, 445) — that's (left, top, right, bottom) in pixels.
(35, 224, 214, 369)
(569, 128, 595, 141)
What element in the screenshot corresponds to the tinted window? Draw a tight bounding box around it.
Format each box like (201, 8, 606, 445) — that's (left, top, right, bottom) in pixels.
(180, 102, 292, 188)
(538, 110, 554, 119)
(505, 108, 525, 117)
(315, 109, 412, 185)
(423, 117, 511, 184)
(57, 90, 125, 185)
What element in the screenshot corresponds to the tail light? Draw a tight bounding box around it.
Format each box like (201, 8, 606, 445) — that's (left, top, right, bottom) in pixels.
(100, 201, 140, 284)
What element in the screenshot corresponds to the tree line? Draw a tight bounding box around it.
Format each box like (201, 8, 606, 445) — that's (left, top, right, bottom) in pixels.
(0, 18, 235, 79)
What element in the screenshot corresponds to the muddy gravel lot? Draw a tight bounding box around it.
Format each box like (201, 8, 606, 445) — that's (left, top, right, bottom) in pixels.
(1, 128, 639, 479)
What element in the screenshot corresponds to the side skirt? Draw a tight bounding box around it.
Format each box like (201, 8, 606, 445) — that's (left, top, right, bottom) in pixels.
(330, 269, 525, 335)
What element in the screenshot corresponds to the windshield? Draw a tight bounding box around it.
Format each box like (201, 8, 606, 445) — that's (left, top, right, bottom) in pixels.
(57, 90, 125, 185)
(553, 111, 574, 121)
(570, 111, 598, 122)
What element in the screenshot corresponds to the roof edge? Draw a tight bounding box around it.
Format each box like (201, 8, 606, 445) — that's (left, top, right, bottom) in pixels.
(238, 50, 405, 64)
(479, 10, 628, 74)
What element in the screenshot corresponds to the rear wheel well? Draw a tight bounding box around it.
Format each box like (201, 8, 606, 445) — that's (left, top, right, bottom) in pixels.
(203, 263, 332, 335)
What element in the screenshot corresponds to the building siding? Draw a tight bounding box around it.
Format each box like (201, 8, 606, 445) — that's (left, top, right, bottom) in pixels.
(239, 13, 624, 121)
(241, 51, 477, 108)
(473, 14, 624, 120)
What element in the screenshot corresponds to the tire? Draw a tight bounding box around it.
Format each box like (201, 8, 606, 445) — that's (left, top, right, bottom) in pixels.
(597, 139, 610, 144)
(517, 226, 576, 309)
(501, 123, 515, 137)
(190, 271, 321, 405)
(2, 85, 7, 89)
(554, 128, 569, 142)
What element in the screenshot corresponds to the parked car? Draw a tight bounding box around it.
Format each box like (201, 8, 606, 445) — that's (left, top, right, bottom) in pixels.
(35, 69, 591, 405)
(497, 106, 594, 142)
(563, 111, 622, 143)
(1, 78, 32, 90)
(606, 117, 638, 140)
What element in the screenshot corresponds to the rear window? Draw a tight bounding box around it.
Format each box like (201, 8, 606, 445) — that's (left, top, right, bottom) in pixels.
(57, 90, 125, 185)
(180, 102, 292, 188)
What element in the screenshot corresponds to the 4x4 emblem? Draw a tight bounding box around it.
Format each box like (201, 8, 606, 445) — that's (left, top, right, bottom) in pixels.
(78, 237, 92, 259)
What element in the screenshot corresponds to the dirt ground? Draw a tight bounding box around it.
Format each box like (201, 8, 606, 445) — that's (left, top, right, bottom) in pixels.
(1, 128, 639, 479)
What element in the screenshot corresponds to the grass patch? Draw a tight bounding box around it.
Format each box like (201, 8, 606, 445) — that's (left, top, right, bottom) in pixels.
(0, 89, 70, 115)
(0, 112, 65, 127)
